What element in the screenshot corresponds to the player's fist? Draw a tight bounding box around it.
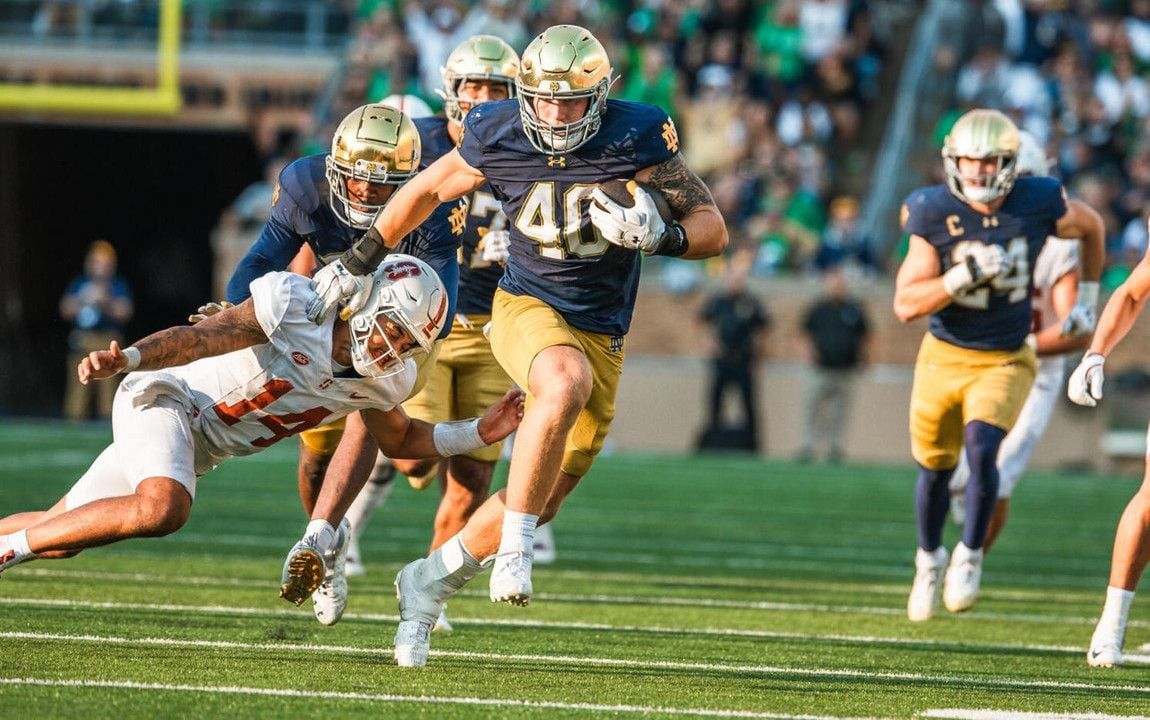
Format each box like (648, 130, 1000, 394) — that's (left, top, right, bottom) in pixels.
(481, 230, 510, 264)
(188, 300, 233, 324)
(78, 340, 128, 384)
(306, 259, 373, 324)
(477, 387, 526, 444)
(589, 183, 668, 253)
(942, 243, 1006, 296)
(1068, 352, 1105, 407)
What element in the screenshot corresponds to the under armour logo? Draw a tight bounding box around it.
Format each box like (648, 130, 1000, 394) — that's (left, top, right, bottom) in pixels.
(548, 155, 566, 168)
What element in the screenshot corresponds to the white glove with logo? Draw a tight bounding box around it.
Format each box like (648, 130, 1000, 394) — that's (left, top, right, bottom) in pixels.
(588, 185, 667, 253)
(481, 230, 510, 264)
(1061, 280, 1099, 338)
(942, 243, 1007, 297)
(1067, 352, 1105, 407)
(306, 259, 374, 324)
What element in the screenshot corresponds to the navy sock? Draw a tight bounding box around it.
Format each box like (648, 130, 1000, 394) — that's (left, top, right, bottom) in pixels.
(961, 420, 1007, 550)
(915, 463, 955, 551)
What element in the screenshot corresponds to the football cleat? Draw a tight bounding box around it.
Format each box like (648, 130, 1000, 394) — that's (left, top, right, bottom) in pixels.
(394, 558, 448, 667)
(943, 542, 983, 613)
(407, 467, 438, 491)
(489, 550, 533, 606)
(532, 523, 557, 566)
(1087, 622, 1125, 668)
(907, 546, 948, 622)
(433, 606, 453, 633)
(394, 619, 433, 668)
(280, 536, 327, 607)
(313, 518, 351, 626)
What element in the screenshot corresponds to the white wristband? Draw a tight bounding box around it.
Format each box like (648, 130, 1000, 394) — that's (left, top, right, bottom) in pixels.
(432, 418, 485, 457)
(1078, 280, 1100, 308)
(122, 346, 141, 372)
(942, 260, 975, 298)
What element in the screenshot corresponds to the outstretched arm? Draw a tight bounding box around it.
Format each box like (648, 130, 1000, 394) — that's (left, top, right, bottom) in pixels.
(636, 154, 728, 259)
(1088, 250, 1150, 357)
(78, 300, 268, 383)
(359, 388, 525, 459)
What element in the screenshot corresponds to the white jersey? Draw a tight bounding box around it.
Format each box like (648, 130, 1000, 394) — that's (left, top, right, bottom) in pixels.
(1030, 237, 1079, 377)
(124, 272, 416, 469)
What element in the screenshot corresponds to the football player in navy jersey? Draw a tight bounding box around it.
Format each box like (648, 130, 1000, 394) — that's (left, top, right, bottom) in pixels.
(336, 38, 524, 633)
(894, 109, 1104, 622)
(211, 103, 466, 623)
(304, 24, 727, 666)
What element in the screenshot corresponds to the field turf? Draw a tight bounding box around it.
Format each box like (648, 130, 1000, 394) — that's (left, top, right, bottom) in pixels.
(1, 420, 1148, 718)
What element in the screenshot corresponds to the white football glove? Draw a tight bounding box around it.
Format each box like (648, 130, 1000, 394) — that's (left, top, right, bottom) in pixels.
(306, 259, 374, 324)
(588, 185, 667, 253)
(942, 243, 1007, 297)
(188, 300, 233, 324)
(1060, 280, 1099, 338)
(481, 230, 510, 264)
(1067, 352, 1105, 407)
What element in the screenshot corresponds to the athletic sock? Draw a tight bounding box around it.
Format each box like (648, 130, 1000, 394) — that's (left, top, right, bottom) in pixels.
(500, 510, 539, 556)
(914, 464, 954, 550)
(305, 519, 338, 557)
(424, 534, 485, 599)
(1099, 585, 1136, 633)
(0, 530, 34, 571)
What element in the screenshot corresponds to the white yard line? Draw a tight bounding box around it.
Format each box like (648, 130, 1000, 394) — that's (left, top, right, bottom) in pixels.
(2, 633, 1149, 696)
(921, 711, 1150, 720)
(16, 568, 1139, 628)
(0, 677, 873, 720)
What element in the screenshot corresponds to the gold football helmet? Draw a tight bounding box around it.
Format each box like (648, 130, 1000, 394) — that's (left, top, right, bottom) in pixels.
(441, 35, 520, 126)
(942, 108, 1021, 205)
(516, 24, 613, 154)
(325, 104, 421, 230)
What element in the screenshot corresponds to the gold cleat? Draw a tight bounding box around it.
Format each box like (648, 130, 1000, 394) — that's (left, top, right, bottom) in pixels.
(407, 468, 438, 491)
(279, 546, 326, 606)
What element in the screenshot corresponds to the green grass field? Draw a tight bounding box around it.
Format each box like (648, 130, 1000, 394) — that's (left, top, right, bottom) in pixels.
(1, 420, 1148, 718)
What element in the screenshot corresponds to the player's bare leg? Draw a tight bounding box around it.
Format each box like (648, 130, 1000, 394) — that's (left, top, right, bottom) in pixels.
(1, 478, 191, 575)
(297, 444, 334, 517)
(343, 451, 397, 576)
(488, 345, 590, 605)
(427, 455, 494, 631)
(1089, 471, 1150, 667)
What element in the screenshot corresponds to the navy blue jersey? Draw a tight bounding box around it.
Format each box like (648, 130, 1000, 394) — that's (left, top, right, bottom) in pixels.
(458, 99, 679, 336)
(902, 176, 1068, 350)
(417, 116, 505, 316)
(225, 154, 465, 339)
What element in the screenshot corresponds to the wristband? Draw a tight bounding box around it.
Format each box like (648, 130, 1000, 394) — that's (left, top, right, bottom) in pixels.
(1078, 280, 1100, 308)
(344, 226, 389, 276)
(651, 222, 689, 257)
(432, 418, 485, 457)
(122, 346, 141, 372)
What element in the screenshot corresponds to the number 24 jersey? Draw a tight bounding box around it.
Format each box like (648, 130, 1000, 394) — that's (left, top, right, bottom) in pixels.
(902, 176, 1067, 351)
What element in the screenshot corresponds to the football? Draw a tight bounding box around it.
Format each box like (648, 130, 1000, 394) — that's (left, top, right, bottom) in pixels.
(595, 178, 675, 223)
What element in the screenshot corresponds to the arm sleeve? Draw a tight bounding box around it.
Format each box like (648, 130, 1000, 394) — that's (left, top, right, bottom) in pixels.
(225, 217, 305, 304)
(249, 272, 315, 354)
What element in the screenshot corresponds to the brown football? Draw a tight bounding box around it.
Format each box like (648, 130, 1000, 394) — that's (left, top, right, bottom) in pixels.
(596, 179, 675, 223)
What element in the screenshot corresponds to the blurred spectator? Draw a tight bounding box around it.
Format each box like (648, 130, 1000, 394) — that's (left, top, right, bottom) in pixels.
(797, 268, 869, 464)
(681, 65, 747, 178)
(816, 195, 876, 274)
(404, 1, 490, 97)
(219, 156, 288, 233)
(60, 241, 134, 421)
(697, 257, 770, 453)
(799, 0, 848, 65)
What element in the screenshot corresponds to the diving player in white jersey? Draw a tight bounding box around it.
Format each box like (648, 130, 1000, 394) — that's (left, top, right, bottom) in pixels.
(0, 257, 524, 578)
(948, 132, 1093, 550)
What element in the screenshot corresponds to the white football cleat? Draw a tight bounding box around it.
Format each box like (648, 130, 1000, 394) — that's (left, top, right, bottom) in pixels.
(949, 488, 966, 526)
(313, 518, 351, 626)
(489, 550, 533, 606)
(280, 535, 327, 607)
(907, 546, 948, 622)
(433, 606, 453, 633)
(943, 542, 983, 613)
(394, 619, 433, 668)
(532, 524, 557, 566)
(1087, 622, 1125, 668)
(393, 558, 446, 667)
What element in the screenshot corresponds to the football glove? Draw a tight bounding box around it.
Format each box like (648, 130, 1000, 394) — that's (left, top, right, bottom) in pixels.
(1060, 280, 1099, 338)
(188, 300, 233, 324)
(1067, 352, 1105, 407)
(481, 229, 511, 264)
(589, 185, 668, 254)
(942, 243, 1006, 297)
(306, 259, 374, 324)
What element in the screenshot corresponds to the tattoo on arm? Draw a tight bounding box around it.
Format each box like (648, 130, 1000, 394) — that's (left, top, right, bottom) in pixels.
(647, 154, 715, 218)
(135, 300, 268, 370)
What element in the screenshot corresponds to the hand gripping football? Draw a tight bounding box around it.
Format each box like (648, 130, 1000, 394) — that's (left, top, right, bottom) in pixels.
(595, 179, 674, 225)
